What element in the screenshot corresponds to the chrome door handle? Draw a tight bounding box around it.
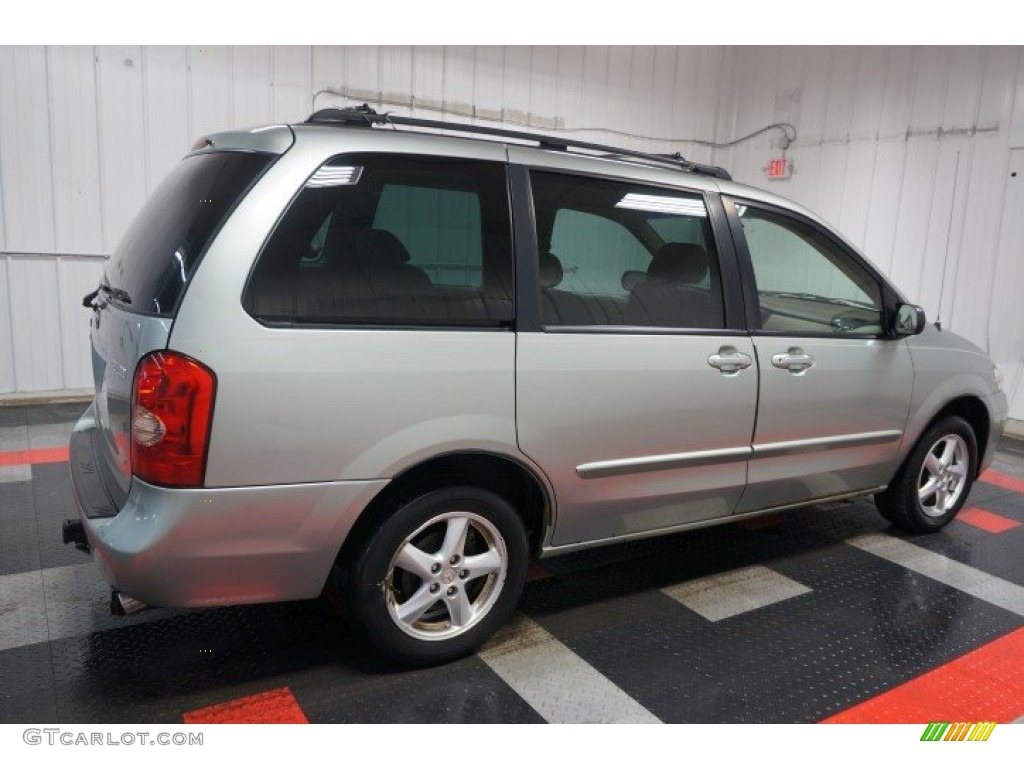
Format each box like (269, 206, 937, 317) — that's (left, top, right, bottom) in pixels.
(707, 350, 752, 375)
(771, 349, 815, 373)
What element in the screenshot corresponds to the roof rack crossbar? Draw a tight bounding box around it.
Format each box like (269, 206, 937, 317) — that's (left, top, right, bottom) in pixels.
(304, 106, 732, 181)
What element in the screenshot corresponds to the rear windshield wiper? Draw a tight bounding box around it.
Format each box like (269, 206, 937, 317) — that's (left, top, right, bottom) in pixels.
(81, 288, 100, 308)
(82, 282, 132, 308)
(104, 284, 132, 305)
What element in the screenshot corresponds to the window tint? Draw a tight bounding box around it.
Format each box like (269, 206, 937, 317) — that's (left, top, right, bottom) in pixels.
(550, 209, 649, 297)
(530, 171, 724, 329)
(647, 215, 710, 252)
(244, 155, 513, 326)
(739, 206, 883, 335)
(374, 185, 484, 287)
(106, 152, 273, 316)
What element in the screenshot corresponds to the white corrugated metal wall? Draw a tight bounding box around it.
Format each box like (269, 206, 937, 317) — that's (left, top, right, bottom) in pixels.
(715, 46, 1024, 420)
(1, 45, 1022, 420)
(0, 45, 729, 394)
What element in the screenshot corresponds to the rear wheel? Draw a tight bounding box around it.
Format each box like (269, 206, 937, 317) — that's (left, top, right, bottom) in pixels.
(348, 486, 528, 666)
(875, 416, 977, 533)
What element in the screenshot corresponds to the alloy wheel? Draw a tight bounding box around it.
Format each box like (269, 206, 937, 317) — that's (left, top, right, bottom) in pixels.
(916, 434, 969, 517)
(384, 511, 508, 641)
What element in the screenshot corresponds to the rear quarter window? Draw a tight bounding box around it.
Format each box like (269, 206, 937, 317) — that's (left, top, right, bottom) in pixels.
(243, 154, 514, 327)
(373, 184, 485, 288)
(105, 151, 274, 316)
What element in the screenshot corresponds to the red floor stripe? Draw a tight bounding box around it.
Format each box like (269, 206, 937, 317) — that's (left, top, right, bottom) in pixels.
(958, 506, 1022, 534)
(980, 469, 1024, 495)
(0, 446, 69, 467)
(822, 627, 1024, 723)
(183, 687, 309, 724)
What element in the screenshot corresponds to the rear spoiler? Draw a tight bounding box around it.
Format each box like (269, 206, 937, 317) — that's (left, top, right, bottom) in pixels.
(188, 125, 295, 157)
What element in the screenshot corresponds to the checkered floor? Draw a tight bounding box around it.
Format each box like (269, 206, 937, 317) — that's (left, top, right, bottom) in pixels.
(1, 402, 1022, 723)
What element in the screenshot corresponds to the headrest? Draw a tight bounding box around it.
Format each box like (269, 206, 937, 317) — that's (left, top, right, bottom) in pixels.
(539, 253, 564, 288)
(355, 229, 411, 265)
(646, 243, 709, 284)
(332, 227, 412, 269)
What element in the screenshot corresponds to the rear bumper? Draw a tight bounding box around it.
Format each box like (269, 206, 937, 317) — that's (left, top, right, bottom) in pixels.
(68, 404, 119, 519)
(69, 408, 388, 607)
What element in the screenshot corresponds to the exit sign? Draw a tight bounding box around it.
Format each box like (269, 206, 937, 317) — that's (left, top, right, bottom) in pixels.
(764, 158, 792, 180)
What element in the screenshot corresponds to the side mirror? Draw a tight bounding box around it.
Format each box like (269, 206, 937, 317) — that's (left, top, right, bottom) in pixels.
(894, 303, 926, 337)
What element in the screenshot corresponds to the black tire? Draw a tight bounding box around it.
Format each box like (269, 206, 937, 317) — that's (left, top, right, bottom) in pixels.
(347, 486, 528, 666)
(875, 415, 977, 533)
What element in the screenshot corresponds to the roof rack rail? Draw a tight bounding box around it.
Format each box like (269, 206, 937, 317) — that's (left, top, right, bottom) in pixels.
(304, 105, 732, 181)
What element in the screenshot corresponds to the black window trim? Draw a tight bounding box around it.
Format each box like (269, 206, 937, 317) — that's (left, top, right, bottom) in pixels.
(723, 195, 899, 340)
(510, 164, 747, 335)
(254, 319, 514, 333)
(241, 151, 517, 332)
(509, 163, 540, 333)
(537, 326, 751, 337)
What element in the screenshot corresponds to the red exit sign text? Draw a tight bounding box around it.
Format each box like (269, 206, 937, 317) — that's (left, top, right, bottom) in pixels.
(764, 158, 792, 180)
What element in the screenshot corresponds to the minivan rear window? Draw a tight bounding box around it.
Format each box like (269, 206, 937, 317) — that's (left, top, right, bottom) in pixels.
(104, 151, 274, 316)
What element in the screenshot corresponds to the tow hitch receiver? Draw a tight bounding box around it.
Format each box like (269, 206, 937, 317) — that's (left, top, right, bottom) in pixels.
(62, 519, 90, 553)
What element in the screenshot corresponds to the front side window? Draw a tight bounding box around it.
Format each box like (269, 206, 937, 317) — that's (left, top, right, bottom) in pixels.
(738, 205, 883, 335)
(245, 154, 513, 326)
(530, 171, 724, 329)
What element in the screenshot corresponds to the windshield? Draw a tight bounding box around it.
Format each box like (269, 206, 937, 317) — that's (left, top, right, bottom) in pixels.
(104, 151, 273, 316)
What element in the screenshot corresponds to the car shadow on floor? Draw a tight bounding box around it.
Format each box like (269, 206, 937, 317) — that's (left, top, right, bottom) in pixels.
(42, 499, 902, 719)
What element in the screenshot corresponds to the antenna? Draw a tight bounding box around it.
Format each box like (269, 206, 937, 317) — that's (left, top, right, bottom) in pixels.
(935, 150, 961, 331)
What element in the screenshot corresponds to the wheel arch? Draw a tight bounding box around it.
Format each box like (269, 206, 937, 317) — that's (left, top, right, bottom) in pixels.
(929, 395, 990, 477)
(900, 337, 1003, 478)
(333, 450, 554, 579)
(876, 395, 987, 533)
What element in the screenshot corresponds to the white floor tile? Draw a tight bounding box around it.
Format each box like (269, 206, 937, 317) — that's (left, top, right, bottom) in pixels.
(661, 564, 811, 622)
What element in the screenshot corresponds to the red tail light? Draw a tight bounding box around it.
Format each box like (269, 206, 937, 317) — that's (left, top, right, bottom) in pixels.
(131, 351, 216, 487)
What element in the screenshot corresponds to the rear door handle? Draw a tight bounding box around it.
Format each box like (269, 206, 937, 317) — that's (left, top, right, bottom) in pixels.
(771, 348, 814, 373)
(707, 348, 753, 375)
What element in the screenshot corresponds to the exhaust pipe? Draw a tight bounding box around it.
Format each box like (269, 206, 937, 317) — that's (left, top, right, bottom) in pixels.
(110, 590, 149, 616)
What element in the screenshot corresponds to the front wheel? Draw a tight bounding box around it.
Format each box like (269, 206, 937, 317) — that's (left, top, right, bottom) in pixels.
(348, 487, 528, 666)
(875, 415, 977, 533)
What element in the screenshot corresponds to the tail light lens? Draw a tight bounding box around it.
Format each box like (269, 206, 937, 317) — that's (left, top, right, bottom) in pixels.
(131, 351, 216, 487)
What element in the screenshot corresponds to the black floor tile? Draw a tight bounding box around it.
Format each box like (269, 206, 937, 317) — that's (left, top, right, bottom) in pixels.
(0, 405, 28, 428)
(972, 489, 1024, 523)
(0, 479, 35, 524)
(996, 434, 1024, 459)
(898, 518, 1024, 586)
(967, 481, 1019, 506)
(48, 599, 383, 723)
(534, 538, 1020, 723)
(23, 402, 89, 427)
(31, 463, 90, 571)
(293, 655, 545, 724)
(0, 518, 43, 576)
(0, 642, 58, 722)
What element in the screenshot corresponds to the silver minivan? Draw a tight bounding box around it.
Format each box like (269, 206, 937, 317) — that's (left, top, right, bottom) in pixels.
(65, 107, 1007, 665)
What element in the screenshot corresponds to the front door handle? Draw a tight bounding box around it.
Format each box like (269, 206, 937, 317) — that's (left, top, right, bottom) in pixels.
(708, 348, 753, 375)
(771, 348, 815, 373)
